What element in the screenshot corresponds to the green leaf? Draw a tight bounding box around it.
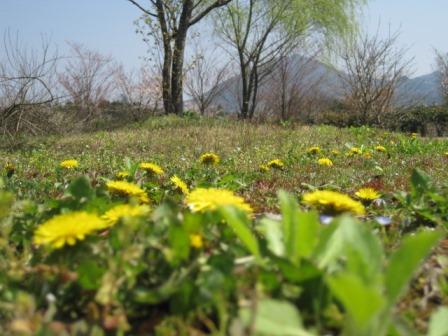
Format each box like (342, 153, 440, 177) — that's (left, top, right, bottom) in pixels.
(260, 218, 284, 257)
(238, 299, 312, 336)
(220, 206, 261, 260)
(77, 260, 105, 290)
(278, 191, 298, 258)
(385, 230, 442, 305)
(410, 168, 431, 197)
(67, 176, 93, 200)
(428, 307, 448, 336)
(278, 191, 319, 263)
(295, 211, 320, 259)
(315, 216, 384, 280)
(327, 272, 385, 328)
(168, 225, 190, 265)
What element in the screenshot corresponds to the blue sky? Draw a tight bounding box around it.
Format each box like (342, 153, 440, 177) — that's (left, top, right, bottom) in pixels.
(1, 0, 447, 76)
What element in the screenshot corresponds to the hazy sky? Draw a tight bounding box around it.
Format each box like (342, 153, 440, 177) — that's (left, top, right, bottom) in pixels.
(1, 0, 447, 77)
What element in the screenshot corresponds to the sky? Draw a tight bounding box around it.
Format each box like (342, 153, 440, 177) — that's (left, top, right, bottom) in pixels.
(0, 0, 447, 77)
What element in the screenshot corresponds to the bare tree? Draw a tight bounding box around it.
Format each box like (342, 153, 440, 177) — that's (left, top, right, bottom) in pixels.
(58, 42, 117, 122)
(185, 46, 229, 115)
(215, 0, 365, 120)
(259, 49, 326, 122)
(115, 64, 163, 120)
(0, 31, 58, 136)
(215, 0, 301, 119)
(339, 30, 412, 125)
(128, 0, 233, 116)
(435, 49, 448, 105)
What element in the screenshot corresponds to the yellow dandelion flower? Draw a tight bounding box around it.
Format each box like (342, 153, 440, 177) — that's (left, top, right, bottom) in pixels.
(375, 145, 386, 152)
(411, 132, 418, 139)
(170, 175, 189, 194)
(267, 159, 284, 170)
(101, 204, 150, 227)
(139, 162, 164, 175)
(307, 146, 321, 154)
(106, 180, 149, 203)
(317, 158, 333, 167)
(259, 164, 270, 172)
(363, 151, 372, 159)
(185, 188, 252, 214)
(355, 187, 380, 201)
(5, 162, 15, 177)
(190, 234, 203, 249)
(302, 190, 365, 216)
(331, 150, 340, 156)
(116, 171, 130, 179)
(349, 147, 362, 155)
(199, 152, 220, 165)
(33, 212, 106, 249)
(60, 159, 79, 169)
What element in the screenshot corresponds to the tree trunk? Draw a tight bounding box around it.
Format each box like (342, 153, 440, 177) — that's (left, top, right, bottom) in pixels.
(162, 47, 173, 115)
(171, 1, 193, 115)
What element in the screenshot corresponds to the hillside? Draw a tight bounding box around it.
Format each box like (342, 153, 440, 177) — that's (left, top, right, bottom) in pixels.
(211, 55, 443, 113)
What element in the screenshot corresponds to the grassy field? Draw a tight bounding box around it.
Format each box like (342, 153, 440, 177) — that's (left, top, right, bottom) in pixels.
(3, 116, 448, 209)
(1, 116, 448, 335)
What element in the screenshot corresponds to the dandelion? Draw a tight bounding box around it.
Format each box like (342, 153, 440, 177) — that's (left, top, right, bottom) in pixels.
(4, 162, 15, 178)
(349, 147, 362, 155)
(106, 180, 149, 203)
(190, 234, 203, 249)
(60, 159, 79, 169)
(170, 175, 189, 194)
(302, 190, 365, 216)
(267, 159, 284, 170)
(363, 151, 372, 159)
(116, 171, 130, 179)
(411, 132, 418, 139)
(307, 146, 321, 154)
(355, 187, 380, 201)
(101, 204, 150, 227)
(331, 150, 340, 156)
(185, 188, 252, 214)
(33, 212, 106, 249)
(259, 164, 270, 172)
(139, 162, 164, 175)
(375, 145, 387, 152)
(317, 158, 333, 167)
(199, 152, 220, 165)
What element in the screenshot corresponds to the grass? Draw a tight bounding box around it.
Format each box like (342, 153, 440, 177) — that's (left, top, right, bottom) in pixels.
(2, 115, 448, 211)
(1, 115, 448, 335)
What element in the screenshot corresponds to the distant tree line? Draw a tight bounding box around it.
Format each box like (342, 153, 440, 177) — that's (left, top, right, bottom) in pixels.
(1, 0, 448, 137)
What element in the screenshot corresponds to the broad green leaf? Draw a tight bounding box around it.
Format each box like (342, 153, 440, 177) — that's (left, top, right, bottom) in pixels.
(278, 191, 298, 258)
(220, 206, 261, 260)
(315, 216, 383, 280)
(410, 168, 431, 197)
(260, 218, 284, 256)
(77, 260, 105, 290)
(278, 191, 319, 263)
(428, 307, 448, 336)
(295, 211, 320, 259)
(67, 176, 93, 200)
(168, 225, 190, 265)
(0, 191, 13, 218)
(327, 272, 385, 328)
(238, 299, 312, 336)
(385, 230, 442, 305)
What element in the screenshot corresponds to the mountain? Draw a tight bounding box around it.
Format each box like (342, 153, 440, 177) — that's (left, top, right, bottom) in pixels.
(210, 55, 443, 113)
(395, 71, 443, 106)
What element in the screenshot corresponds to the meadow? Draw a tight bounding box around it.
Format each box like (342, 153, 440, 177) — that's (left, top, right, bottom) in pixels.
(1, 115, 448, 335)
